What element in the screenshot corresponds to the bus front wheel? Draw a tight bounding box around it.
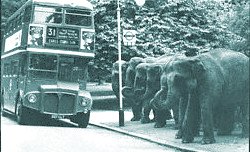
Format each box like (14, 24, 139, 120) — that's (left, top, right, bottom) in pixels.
(1, 99, 6, 117)
(76, 111, 90, 128)
(16, 100, 28, 125)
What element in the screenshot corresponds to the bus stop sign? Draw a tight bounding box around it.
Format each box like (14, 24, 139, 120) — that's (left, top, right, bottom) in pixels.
(123, 30, 136, 46)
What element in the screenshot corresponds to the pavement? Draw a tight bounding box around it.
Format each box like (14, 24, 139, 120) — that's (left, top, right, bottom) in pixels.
(87, 83, 249, 152)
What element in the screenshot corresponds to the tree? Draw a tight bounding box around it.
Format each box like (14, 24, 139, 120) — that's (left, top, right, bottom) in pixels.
(2, 0, 248, 82)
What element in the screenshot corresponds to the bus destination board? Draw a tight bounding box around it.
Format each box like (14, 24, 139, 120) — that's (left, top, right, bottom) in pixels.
(46, 26, 79, 46)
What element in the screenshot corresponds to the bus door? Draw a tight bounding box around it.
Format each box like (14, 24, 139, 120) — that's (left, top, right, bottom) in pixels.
(2, 62, 12, 110)
(58, 57, 73, 82)
(6, 61, 19, 111)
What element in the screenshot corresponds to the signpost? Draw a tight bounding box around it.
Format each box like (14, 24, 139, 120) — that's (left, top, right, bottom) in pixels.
(123, 29, 137, 46)
(117, 0, 145, 127)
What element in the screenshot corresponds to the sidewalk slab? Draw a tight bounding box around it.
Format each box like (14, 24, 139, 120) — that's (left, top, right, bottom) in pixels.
(89, 110, 249, 152)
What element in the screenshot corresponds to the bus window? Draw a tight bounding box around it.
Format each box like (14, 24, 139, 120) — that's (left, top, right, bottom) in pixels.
(11, 61, 19, 76)
(20, 54, 28, 76)
(33, 6, 62, 24)
(65, 9, 92, 26)
(29, 54, 57, 79)
(58, 57, 87, 82)
(23, 5, 32, 23)
(29, 54, 57, 70)
(4, 63, 11, 77)
(3, 64, 9, 76)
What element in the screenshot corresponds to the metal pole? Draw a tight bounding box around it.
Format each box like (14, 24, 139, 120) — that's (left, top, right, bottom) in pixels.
(117, 0, 124, 126)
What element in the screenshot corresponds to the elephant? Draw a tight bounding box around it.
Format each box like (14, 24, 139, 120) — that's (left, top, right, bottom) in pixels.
(150, 49, 249, 144)
(111, 60, 128, 100)
(133, 54, 179, 128)
(122, 57, 155, 121)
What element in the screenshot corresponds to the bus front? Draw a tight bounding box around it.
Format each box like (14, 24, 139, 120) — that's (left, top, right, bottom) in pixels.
(23, 0, 95, 127)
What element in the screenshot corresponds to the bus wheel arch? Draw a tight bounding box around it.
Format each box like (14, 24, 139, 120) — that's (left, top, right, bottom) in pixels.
(76, 111, 90, 128)
(1, 89, 6, 116)
(15, 91, 28, 125)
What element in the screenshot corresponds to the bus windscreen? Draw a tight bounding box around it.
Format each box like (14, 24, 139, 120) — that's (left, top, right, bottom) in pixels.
(65, 9, 92, 26)
(29, 54, 57, 79)
(33, 6, 63, 24)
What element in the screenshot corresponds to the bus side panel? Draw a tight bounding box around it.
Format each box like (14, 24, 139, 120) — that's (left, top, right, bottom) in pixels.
(1, 58, 13, 112)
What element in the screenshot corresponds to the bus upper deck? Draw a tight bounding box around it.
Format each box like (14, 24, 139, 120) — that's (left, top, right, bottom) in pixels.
(2, 0, 95, 59)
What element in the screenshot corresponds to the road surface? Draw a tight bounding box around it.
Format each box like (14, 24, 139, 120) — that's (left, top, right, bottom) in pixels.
(1, 113, 180, 152)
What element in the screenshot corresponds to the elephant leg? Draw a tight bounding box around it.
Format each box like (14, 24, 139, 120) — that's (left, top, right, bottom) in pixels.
(191, 92, 200, 137)
(200, 101, 215, 144)
(181, 96, 196, 143)
(172, 103, 179, 130)
(175, 98, 187, 139)
(217, 106, 235, 136)
(141, 107, 151, 124)
(131, 103, 142, 121)
(241, 94, 249, 138)
(141, 99, 152, 124)
(154, 109, 168, 128)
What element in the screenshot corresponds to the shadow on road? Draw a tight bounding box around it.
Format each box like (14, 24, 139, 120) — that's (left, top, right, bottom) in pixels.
(2, 111, 76, 128)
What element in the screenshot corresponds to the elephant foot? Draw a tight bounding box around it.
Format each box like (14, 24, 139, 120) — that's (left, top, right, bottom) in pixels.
(154, 122, 166, 128)
(141, 117, 151, 124)
(194, 130, 200, 137)
(150, 117, 156, 122)
(241, 132, 249, 138)
(130, 116, 141, 121)
(174, 124, 179, 130)
(182, 137, 194, 143)
(201, 137, 216, 145)
(175, 131, 182, 139)
(217, 130, 231, 136)
(165, 112, 172, 120)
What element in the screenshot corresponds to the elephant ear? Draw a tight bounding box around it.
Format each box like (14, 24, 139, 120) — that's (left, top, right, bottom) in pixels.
(189, 58, 206, 78)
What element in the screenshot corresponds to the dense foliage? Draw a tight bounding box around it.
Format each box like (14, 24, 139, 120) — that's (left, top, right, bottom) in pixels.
(1, 0, 249, 82)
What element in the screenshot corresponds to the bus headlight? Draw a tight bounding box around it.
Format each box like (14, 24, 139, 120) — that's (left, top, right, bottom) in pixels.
(79, 96, 91, 107)
(28, 94, 37, 103)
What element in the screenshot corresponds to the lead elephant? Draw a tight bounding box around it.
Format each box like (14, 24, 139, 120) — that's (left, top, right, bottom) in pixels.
(151, 49, 249, 144)
(133, 54, 178, 128)
(122, 57, 155, 121)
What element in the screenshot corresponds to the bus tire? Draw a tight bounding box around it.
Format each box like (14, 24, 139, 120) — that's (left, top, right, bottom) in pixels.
(76, 111, 90, 128)
(16, 100, 28, 125)
(1, 96, 6, 117)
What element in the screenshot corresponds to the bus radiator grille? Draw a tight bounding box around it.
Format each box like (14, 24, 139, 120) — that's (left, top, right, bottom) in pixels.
(43, 93, 75, 114)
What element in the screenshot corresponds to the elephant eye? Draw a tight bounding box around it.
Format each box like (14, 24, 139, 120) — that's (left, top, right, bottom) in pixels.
(174, 74, 185, 85)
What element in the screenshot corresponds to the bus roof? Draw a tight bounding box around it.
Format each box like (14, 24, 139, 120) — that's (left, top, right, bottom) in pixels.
(32, 0, 93, 10)
(6, 0, 93, 22)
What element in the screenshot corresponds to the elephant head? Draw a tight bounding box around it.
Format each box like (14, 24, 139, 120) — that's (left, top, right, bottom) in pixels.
(133, 63, 150, 100)
(150, 55, 204, 110)
(122, 57, 145, 98)
(111, 60, 128, 98)
(136, 63, 163, 101)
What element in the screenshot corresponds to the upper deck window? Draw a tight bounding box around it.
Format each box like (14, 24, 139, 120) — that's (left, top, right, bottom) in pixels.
(33, 6, 63, 24)
(65, 9, 92, 26)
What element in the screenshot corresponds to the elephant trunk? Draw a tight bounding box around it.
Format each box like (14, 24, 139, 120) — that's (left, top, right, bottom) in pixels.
(133, 76, 147, 100)
(141, 79, 160, 101)
(165, 92, 180, 110)
(122, 86, 134, 98)
(150, 87, 168, 111)
(134, 88, 146, 98)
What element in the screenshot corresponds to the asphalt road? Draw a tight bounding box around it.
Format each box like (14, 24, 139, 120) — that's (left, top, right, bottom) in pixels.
(1, 113, 180, 152)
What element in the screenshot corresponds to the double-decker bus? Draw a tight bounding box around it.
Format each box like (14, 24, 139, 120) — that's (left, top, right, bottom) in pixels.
(1, 0, 95, 128)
